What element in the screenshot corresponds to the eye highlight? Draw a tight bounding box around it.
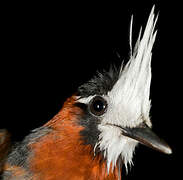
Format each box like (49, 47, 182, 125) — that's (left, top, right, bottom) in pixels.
(89, 96, 108, 116)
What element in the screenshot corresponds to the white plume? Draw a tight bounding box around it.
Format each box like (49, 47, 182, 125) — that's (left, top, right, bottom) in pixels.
(99, 6, 159, 172)
(108, 6, 158, 128)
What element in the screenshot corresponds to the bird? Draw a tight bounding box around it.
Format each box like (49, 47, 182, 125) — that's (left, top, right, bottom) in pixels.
(0, 6, 172, 180)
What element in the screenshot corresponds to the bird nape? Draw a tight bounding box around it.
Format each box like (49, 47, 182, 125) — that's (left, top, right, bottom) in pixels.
(0, 6, 172, 180)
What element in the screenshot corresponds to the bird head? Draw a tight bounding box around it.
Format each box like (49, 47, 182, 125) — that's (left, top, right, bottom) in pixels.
(41, 7, 172, 178)
(74, 6, 172, 172)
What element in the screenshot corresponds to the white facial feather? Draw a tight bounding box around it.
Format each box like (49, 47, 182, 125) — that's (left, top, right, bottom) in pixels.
(77, 6, 158, 174)
(97, 124, 137, 172)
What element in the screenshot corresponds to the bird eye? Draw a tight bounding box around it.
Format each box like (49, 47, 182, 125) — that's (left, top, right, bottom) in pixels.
(89, 96, 108, 116)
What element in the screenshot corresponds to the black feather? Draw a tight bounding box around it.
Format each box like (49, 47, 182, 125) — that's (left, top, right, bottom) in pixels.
(77, 65, 120, 97)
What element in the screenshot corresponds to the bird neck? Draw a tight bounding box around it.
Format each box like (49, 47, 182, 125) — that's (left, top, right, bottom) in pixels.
(28, 96, 122, 180)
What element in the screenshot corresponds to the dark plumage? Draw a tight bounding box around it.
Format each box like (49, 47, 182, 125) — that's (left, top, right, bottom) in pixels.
(78, 65, 120, 98)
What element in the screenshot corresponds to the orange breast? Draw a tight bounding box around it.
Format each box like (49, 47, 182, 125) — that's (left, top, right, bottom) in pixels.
(28, 96, 122, 180)
(30, 134, 121, 180)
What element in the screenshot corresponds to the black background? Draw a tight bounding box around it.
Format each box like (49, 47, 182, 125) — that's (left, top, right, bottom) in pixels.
(1, 0, 179, 179)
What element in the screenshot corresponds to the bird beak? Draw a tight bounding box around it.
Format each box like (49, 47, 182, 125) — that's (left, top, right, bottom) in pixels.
(120, 124, 172, 154)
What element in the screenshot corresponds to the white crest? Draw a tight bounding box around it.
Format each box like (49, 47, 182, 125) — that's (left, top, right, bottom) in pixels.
(98, 6, 158, 172)
(107, 5, 158, 128)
